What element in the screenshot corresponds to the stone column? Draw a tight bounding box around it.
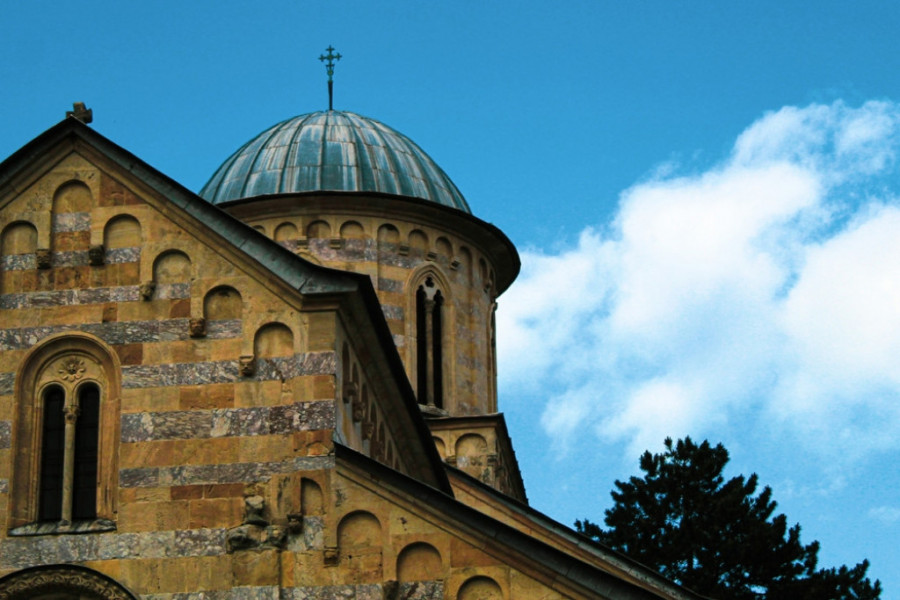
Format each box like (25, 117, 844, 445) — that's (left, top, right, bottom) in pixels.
(60, 403, 80, 525)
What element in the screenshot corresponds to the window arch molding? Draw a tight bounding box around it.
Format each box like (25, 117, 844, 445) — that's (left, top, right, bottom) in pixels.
(0, 564, 138, 600)
(9, 332, 121, 531)
(405, 266, 454, 412)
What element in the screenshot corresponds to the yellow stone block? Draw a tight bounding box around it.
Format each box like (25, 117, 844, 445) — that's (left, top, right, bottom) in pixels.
(231, 549, 281, 587)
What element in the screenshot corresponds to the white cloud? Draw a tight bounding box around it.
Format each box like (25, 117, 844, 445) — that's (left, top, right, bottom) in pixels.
(868, 506, 900, 525)
(498, 100, 900, 463)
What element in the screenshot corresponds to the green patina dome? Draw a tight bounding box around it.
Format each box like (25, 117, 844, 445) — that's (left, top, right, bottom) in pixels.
(200, 110, 470, 213)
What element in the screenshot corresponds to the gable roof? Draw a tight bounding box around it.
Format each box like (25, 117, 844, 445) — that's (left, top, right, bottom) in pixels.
(337, 445, 709, 600)
(0, 117, 451, 494)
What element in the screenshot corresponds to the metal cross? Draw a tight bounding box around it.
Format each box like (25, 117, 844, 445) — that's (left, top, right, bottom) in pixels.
(319, 46, 342, 111)
(319, 46, 342, 82)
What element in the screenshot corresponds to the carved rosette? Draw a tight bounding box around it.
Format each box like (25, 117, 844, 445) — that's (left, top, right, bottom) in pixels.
(0, 566, 136, 600)
(58, 357, 86, 381)
(39, 355, 102, 395)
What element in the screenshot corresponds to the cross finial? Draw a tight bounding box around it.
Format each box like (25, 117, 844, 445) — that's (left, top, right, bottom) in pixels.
(319, 45, 342, 110)
(66, 102, 93, 124)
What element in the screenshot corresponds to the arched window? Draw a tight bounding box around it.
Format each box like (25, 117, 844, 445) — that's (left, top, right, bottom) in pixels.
(38, 381, 100, 523)
(10, 333, 119, 532)
(416, 275, 444, 409)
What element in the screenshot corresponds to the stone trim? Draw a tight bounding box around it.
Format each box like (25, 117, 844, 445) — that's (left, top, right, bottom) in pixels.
(0, 319, 241, 351)
(0, 254, 36, 271)
(377, 277, 404, 293)
(286, 584, 384, 600)
(0, 373, 13, 395)
(120, 400, 334, 442)
(1, 286, 140, 309)
(142, 591, 276, 600)
(119, 456, 334, 488)
(0, 349, 330, 395)
(140, 584, 442, 600)
(121, 352, 336, 389)
(0, 282, 189, 310)
(51, 212, 91, 233)
(0, 247, 139, 272)
(9, 518, 117, 537)
(0, 528, 226, 570)
(381, 305, 404, 320)
(106, 246, 141, 264)
(50, 250, 90, 268)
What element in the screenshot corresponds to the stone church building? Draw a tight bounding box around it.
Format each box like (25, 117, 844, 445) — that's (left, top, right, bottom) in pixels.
(0, 106, 705, 599)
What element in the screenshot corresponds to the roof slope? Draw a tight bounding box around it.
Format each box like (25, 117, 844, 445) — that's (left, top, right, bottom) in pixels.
(338, 445, 709, 600)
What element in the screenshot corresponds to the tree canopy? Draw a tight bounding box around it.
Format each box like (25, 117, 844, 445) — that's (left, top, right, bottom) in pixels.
(575, 437, 881, 599)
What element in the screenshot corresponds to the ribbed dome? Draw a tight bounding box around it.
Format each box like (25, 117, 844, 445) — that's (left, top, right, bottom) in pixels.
(199, 111, 470, 213)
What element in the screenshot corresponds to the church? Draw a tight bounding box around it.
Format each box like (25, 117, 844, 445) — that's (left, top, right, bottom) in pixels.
(0, 93, 705, 599)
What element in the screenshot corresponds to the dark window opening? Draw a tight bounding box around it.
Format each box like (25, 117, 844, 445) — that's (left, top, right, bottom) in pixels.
(432, 291, 443, 409)
(38, 383, 100, 523)
(39, 387, 65, 522)
(416, 285, 427, 402)
(73, 384, 99, 520)
(415, 277, 444, 409)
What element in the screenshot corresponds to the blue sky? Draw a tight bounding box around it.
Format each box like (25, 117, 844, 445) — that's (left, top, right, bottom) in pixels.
(2, 0, 898, 593)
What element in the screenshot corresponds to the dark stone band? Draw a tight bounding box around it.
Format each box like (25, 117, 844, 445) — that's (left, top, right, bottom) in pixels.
(119, 455, 334, 488)
(120, 400, 335, 442)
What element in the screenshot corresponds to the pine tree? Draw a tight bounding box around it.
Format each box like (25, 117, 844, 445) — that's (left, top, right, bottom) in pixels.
(576, 437, 881, 599)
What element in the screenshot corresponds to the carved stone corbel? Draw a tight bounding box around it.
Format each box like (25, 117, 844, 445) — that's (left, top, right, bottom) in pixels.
(426, 251, 438, 262)
(351, 393, 366, 422)
(189, 317, 207, 338)
(139, 281, 156, 300)
(88, 244, 105, 266)
(362, 421, 375, 441)
(371, 429, 385, 461)
(263, 525, 286, 549)
(382, 580, 399, 600)
(239, 354, 256, 377)
(287, 513, 303, 534)
(324, 546, 339, 566)
(35, 248, 51, 269)
(343, 381, 358, 405)
(243, 494, 268, 526)
(226, 524, 261, 552)
(329, 238, 343, 250)
(398, 243, 410, 256)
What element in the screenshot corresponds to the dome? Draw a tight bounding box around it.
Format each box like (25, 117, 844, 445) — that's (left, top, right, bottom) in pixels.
(200, 110, 471, 213)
